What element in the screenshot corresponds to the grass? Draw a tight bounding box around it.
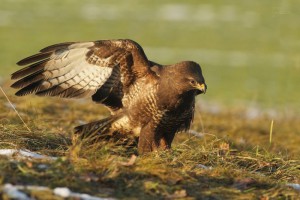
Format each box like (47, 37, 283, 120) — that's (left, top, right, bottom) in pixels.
(1, 0, 300, 199)
(1, 84, 300, 199)
(1, 0, 300, 112)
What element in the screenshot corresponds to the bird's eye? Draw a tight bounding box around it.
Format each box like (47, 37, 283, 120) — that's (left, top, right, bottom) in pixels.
(190, 79, 196, 85)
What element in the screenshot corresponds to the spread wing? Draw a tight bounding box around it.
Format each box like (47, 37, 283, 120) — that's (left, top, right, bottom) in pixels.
(11, 39, 152, 110)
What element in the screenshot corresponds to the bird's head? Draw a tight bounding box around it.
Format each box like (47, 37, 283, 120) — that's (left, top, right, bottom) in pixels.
(174, 61, 207, 95)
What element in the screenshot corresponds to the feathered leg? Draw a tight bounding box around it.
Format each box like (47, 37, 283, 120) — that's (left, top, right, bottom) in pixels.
(138, 122, 167, 154)
(160, 132, 176, 149)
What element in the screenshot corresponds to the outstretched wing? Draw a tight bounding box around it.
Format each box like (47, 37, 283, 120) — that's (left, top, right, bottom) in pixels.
(11, 39, 151, 110)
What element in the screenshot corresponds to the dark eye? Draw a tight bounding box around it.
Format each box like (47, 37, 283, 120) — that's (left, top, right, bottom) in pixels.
(190, 79, 196, 85)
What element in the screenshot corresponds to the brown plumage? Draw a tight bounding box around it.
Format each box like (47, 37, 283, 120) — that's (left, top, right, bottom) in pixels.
(11, 39, 207, 154)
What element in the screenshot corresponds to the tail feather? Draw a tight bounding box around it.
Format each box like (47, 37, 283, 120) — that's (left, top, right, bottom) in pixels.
(74, 116, 118, 140)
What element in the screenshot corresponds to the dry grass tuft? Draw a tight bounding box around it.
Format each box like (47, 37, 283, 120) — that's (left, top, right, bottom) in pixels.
(0, 85, 300, 199)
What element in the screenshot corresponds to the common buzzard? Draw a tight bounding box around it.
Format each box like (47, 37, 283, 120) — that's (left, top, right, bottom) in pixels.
(11, 39, 207, 153)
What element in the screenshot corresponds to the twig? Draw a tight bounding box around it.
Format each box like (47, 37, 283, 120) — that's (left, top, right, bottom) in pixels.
(269, 120, 274, 145)
(0, 86, 31, 132)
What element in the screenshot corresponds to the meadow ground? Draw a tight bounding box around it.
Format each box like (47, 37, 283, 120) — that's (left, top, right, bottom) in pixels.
(0, 87, 300, 199)
(0, 0, 300, 199)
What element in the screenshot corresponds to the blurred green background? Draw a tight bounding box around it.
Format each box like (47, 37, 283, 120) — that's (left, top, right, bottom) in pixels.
(1, 0, 299, 115)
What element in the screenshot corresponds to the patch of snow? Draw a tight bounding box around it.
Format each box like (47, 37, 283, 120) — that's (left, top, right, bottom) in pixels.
(0, 149, 57, 160)
(19, 150, 56, 159)
(3, 184, 32, 200)
(24, 185, 49, 191)
(195, 164, 213, 170)
(0, 149, 15, 156)
(287, 183, 300, 192)
(3, 184, 116, 200)
(71, 192, 115, 200)
(37, 164, 49, 169)
(53, 186, 116, 200)
(53, 187, 71, 198)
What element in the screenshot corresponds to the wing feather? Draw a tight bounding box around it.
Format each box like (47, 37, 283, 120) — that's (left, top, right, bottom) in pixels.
(17, 52, 53, 66)
(11, 59, 49, 80)
(11, 39, 152, 111)
(11, 70, 44, 89)
(39, 42, 75, 52)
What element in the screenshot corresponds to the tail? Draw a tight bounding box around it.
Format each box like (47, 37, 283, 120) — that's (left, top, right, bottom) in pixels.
(74, 116, 119, 140)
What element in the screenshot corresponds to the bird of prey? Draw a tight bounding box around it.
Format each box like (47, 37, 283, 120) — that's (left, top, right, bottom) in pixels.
(11, 39, 207, 153)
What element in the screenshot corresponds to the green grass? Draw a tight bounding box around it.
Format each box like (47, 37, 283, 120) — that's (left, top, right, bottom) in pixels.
(1, 0, 300, 199)
(1, 0, 300, 112)
(1, 85, 300, 199)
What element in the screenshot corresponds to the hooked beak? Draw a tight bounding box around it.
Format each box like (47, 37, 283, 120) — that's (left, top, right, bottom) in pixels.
(195, 83, 207, 94)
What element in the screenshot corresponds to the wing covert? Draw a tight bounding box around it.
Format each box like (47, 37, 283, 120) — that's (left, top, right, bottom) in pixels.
(11, 39, 152, 110)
